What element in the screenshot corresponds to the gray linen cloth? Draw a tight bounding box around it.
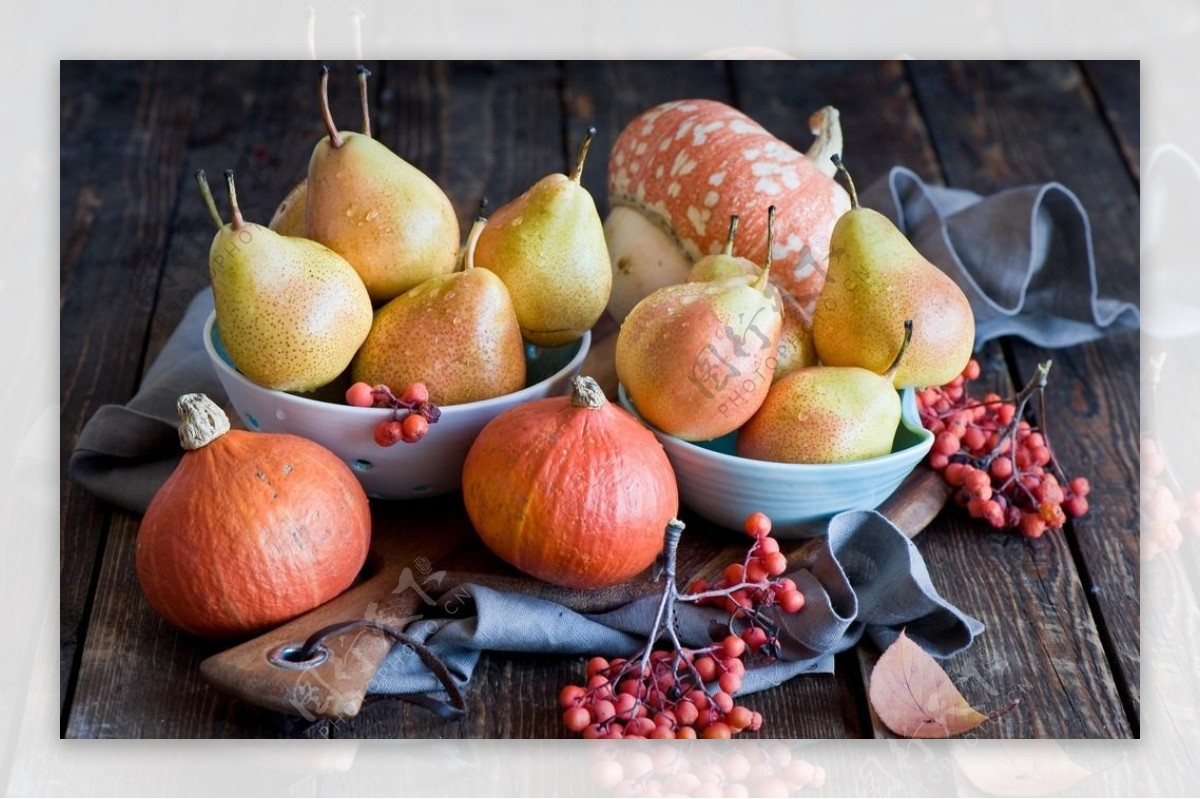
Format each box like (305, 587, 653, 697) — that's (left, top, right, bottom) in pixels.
(68, 168, 1139, 702)
(370, 509, 982, 697)
(861, 167, 1139, 348)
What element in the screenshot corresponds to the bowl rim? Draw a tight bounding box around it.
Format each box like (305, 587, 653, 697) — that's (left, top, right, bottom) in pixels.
(202, 310, 592, 415)
(617, 382, 934, 474)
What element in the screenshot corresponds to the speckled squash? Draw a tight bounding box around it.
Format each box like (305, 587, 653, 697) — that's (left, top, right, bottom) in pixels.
(135, 394, 372, 638)
(605, 100, 851, 322)
(461, 376, 679, 590)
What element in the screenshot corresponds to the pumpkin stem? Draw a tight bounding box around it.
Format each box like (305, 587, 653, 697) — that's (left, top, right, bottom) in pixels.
(177, 393, 231, 450)
(570, 375, 607, 409)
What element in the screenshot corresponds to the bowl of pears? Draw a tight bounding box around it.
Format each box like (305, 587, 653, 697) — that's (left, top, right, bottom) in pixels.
(201, 67, 607, 499)
(614, 175, 974, 536)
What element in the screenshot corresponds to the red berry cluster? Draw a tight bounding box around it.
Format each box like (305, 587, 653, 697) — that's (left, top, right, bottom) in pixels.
(917, 359, 1090, 538)
(345, 381, 440, 446)
(559, 514, 804, 739)
(559, 651, 760, 740)
(685, 512, 804, 655)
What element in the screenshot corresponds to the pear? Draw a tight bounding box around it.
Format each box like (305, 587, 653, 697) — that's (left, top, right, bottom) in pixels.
(352, 215, 526, 406)
(198, 170, 372, 393)
(268, 179, 307, 237)
(812, 155, 974, 388)
(306, 65, 460, 304)
(269, 68, 375, 239)
(688, 214, 818, 381)
(473, 128, 612, 347)
(617, 208, 784, 442)
(738, 320, 913, 463)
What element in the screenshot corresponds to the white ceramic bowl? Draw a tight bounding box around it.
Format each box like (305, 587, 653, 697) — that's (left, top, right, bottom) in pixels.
(204, 311, 590, 500)
(618, 383, 934, 537)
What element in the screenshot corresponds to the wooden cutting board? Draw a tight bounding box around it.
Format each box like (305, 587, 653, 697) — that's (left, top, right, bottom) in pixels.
(199, 466, 951, 720)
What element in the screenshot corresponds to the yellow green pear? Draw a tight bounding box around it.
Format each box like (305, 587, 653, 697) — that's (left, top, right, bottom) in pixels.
(812, 155, 974, 388)
(473, 128, 612, 347)
(738, 320, 913, 463)
(199, 170, 372, 393)
(306, 65, 460, 304)
(352, 216, 526, 406)
(688, 214, 818, 381)
(617, 208, 783, 442)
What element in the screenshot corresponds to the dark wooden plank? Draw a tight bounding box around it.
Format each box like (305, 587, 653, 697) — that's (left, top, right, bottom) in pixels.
(59, 61, 204, 720)
(907, 60, 1137, 735)
(732, 59, 943, 188)
(65, 62, 349, 739)
(381, 61, 566, 228)
(1082, 60, 1140, 181)
(563, 60, 732, 218)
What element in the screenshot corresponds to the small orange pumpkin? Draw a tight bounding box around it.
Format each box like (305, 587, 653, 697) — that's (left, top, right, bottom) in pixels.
(135, 393, 371, 638)
(462, 376, 679, 590)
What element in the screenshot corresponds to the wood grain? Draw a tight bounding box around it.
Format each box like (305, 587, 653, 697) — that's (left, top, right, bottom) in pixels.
(59, 61, 204, 723)
(64, 62, 339, 739)
(1081, 60, 1141, 182)
(907, 60, 1138, 735)
(732, 60, 943, 187)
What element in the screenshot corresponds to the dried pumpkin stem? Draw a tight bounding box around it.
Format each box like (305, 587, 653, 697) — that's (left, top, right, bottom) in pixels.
(177, 393, 231, 450)
(570, 375, 607, 409)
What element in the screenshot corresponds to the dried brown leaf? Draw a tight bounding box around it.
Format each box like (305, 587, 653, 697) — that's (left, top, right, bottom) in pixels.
(868, 630, 992, 738)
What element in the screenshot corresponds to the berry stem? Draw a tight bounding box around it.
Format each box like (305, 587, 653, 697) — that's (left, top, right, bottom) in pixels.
(979, 360, 1051, 470)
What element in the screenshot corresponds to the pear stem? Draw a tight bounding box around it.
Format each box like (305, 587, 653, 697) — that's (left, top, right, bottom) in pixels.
(723, 214, 740, 256)
(357, 65, 372, 138)
(195, 170, 224, 231)
(463, 215, 486, 272)
(571, 127, 596, 184)
(319, 65, 343, 149)
(884, 319, 914, 381)
(752, 205, 776, 294)
(223, 170, 244, 230)
(830, 153, 859, 210)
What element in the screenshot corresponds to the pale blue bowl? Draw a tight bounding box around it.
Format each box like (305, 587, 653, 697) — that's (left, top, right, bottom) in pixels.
(618, 384, 934, 537)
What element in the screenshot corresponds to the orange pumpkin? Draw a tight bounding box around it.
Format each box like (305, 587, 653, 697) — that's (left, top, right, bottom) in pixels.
(605, 100, 851, 322)
(136, 393, 371, 638)
(462, 376, 679, 590)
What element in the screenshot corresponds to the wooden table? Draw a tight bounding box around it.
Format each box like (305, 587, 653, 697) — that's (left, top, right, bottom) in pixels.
(61, 60, 1140, 739)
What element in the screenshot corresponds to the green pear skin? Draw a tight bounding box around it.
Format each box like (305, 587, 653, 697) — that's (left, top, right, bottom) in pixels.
(307, 132, 460, 304)
(352, 268, 526, 406)
(736, 365, 900, 463)
(474, 170, 612, 348)
(210, 222, 373, 393)
(616, 276, 782, 441)
(812, 207, 973, 389)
